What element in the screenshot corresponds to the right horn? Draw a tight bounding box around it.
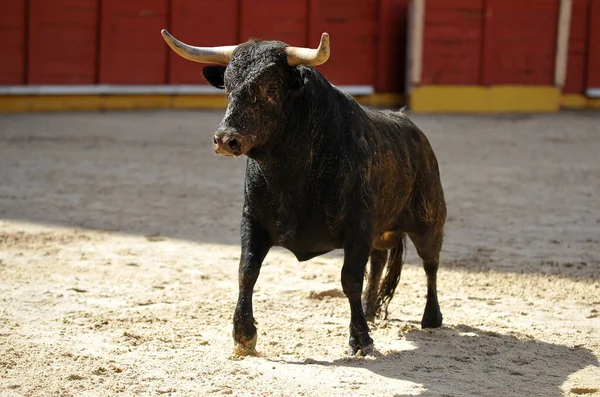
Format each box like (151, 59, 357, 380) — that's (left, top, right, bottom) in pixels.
(161, 29, 237, 64)
(286, 33, 330, 66)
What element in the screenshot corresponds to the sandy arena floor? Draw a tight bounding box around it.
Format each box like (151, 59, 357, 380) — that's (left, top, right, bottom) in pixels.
(0, 110, 599, 396)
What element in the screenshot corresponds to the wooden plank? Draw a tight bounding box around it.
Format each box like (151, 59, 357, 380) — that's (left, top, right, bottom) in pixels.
(586, 0, 600, 90)
(99, 0, 168, 84)
(168, 0, 239, 84)
(309, 0, 379, 86)
(421, 0, 485, 85)
(0, 0, 26, 84)
(482, 0, 559, 85)
(28, 0, 99, 84)
(563, 0, 591, 94)
(240, 0, 307, 46)
(376, 0, 409, 93)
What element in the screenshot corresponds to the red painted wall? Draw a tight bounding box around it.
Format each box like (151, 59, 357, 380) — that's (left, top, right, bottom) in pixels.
(0, 0, 26, 84)
(168, 0, 239, 84)
(482, 0, 558, 85)
(377, 0, 409, 92)
(421, 0, 560, 87)
(309, 0, 379, 86)
(240, 0, 307, 46)
(586, 0, 600, 89)
(28, 0, 98, 84)
(99, 0, 168, 84)
(8, 0, 600, 96)
(421, 0, 485, 85)
(564, 0, 591, 94)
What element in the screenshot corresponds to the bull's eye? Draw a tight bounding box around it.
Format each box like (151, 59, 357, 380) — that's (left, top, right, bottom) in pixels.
(266, 85, 277, 95)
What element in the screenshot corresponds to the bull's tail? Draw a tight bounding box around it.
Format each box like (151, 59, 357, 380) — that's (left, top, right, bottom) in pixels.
(376, 237, 406, 320)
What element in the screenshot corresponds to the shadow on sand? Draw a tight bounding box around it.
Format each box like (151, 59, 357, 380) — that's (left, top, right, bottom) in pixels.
(274, 323, 599, 397)
(0, 111, 598, 279)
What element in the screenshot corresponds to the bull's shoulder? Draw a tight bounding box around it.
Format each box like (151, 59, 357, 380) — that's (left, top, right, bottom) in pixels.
(368, 109, 432, 143)
(366, 107, 413, 128)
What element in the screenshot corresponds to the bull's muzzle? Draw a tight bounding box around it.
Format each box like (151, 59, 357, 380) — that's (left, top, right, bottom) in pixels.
(213, 131, 244, 156)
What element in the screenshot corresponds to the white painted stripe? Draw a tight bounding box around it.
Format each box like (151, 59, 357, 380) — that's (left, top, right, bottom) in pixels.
(335, 85, 375, 95)
(0, 84, 375, 96)
(585, 88, 600, 98)
(0, 85, 223, 95)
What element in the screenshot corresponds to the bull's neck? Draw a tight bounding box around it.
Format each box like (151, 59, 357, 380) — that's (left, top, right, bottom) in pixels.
(247, 72, 363, 183)
(250, 115, 331, 178)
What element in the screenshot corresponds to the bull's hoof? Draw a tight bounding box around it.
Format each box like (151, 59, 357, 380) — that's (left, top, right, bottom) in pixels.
(348, 343, 374, 357)
(233, 333, 258, 356)
(421, 310, 443, 329)
(348, 334, 374, 356)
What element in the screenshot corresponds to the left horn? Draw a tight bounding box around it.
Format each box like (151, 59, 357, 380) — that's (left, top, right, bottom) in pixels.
(161, 29, 237, 64)
(286, 32, 330, 66)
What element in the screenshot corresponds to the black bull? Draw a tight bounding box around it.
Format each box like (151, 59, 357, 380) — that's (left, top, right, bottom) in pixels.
(162, 31, 447, 356)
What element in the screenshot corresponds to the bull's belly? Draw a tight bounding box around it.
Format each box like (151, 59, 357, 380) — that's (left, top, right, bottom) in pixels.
(277, 235, 342, 261)
(279, 230, 404, 260)
(273, 227, 405, 260)
(268, 224, 343, 262)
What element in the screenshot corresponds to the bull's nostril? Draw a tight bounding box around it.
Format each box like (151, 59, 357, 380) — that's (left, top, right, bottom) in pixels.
(228, 138, 240, 151)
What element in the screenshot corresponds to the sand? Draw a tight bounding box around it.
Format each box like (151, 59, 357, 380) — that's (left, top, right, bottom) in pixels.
(0, 110, 598, 396)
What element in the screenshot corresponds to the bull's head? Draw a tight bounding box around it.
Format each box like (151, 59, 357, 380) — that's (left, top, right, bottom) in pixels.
(161, 30, 330, 157)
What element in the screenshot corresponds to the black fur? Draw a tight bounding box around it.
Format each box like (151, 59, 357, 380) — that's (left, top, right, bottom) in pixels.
(205, 39, 447, 356)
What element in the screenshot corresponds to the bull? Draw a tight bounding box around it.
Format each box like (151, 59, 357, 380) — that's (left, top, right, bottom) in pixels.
(161, 30, 447, 356)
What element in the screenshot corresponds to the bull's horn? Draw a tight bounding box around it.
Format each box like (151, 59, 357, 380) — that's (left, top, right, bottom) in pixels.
(286, 32, 330, 66)
(160, 29, 237, 64)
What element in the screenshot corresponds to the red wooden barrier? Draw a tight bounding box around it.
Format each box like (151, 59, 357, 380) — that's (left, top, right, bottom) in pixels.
(4, 0, 585, 99)
(240, 0, 307, 46)
(0, 0, 26, 84)
(99, 0, 168, 84)
(564, 0, 591, 94)
(376, 0, 409, 92)
(169, 0, 239, 84)
(586, 0, 600, 90)
(482, 0, 558, 86)
(28, 0, 98, 84)
(421, 0, 484, 85)
(309, 0, 379, 86)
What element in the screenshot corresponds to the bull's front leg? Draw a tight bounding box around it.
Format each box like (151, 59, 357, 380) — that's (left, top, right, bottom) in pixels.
(233, 215, 271, 355)
(342, 240, 374, 356)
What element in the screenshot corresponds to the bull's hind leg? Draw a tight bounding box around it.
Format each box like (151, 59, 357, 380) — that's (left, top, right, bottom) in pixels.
(409, 232, 443, 329)
(233, 216, 272, 355)
(362, 249, 387, 322)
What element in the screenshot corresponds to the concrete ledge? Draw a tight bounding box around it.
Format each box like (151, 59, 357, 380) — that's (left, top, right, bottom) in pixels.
(561, 94, 600, 109)
(355, 93, 405, 108)
(410, 85, 561, 113)
(0, 84, 375, 96)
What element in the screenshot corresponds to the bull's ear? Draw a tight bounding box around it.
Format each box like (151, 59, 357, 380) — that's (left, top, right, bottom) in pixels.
(202, 66, 226, 89)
